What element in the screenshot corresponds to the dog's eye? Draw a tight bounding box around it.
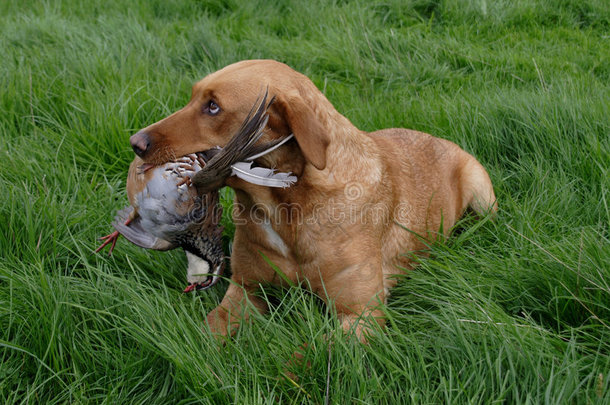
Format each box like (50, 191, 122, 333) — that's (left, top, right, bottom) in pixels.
(204, 100, 221, 116)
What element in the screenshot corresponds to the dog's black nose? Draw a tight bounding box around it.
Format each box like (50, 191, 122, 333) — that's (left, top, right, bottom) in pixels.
(130, 132, 151, 157)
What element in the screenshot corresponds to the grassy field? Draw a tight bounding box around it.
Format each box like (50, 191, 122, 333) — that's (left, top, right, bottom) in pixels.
(1, 0, 609, 403)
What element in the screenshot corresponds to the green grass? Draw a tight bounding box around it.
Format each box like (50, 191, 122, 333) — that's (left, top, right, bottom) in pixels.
(1, 0, 609, 403)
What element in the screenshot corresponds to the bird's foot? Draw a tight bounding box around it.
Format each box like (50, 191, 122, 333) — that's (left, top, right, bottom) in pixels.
(95, 218, 132, 255)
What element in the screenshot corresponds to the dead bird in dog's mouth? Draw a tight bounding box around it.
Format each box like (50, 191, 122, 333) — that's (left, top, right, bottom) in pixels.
(96, 92, 297, 292)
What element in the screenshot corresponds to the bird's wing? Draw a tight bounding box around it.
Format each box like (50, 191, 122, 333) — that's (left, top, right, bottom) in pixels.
(112, 207, 176, 251)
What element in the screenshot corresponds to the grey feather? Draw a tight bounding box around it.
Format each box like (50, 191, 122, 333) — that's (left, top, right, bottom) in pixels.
(231, 161, 297, 188)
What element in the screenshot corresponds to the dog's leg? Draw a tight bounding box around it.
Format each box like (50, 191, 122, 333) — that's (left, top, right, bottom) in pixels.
(205, 282, 267, 337)
(323, 259, 386, 343)
(337, 308, 385, 343)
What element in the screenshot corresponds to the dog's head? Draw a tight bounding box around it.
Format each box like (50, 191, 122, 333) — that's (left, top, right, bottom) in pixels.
(130, 60, 331, 171)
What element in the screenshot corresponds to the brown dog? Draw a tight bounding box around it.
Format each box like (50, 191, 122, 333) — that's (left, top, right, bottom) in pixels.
(129, 60, 497, 339)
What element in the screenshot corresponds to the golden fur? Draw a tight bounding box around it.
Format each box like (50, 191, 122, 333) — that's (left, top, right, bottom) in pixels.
(132, 60, 497, 339)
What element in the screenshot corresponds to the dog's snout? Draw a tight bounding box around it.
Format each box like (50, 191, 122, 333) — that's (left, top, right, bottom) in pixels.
(130, 132, 151, 157)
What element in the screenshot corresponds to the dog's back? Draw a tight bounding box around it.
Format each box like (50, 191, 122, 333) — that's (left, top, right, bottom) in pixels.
(369, 128, 496, 220)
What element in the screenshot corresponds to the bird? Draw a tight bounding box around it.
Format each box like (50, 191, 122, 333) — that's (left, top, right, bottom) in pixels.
(96, 91, 297, 292)
(97, 152, 226, 292)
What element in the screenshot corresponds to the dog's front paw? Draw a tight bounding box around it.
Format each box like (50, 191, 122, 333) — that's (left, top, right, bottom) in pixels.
(205, 306, 232, 339)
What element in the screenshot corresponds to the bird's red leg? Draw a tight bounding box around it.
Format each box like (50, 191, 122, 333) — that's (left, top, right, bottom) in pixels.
(95, 231, 120, 255)
(95, 218, 132, 255)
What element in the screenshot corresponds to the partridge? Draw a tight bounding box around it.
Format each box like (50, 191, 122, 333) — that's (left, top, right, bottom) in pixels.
(98, 152, 225, 292)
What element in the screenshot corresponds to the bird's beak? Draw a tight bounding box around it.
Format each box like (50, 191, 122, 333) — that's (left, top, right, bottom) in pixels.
(183, 263, 224, 293)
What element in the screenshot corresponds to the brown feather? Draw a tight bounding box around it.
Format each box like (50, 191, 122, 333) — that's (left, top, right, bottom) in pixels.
(191, 89, 287, 194)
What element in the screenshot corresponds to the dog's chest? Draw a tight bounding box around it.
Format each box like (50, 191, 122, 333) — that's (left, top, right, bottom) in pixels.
(258, 220, 290, 258)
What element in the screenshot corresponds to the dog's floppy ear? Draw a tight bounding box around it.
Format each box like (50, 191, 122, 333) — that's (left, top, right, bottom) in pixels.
(273, 94, 330, 170)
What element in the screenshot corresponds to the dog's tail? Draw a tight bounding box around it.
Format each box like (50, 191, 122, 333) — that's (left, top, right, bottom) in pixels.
(460, 155, 498, 218)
